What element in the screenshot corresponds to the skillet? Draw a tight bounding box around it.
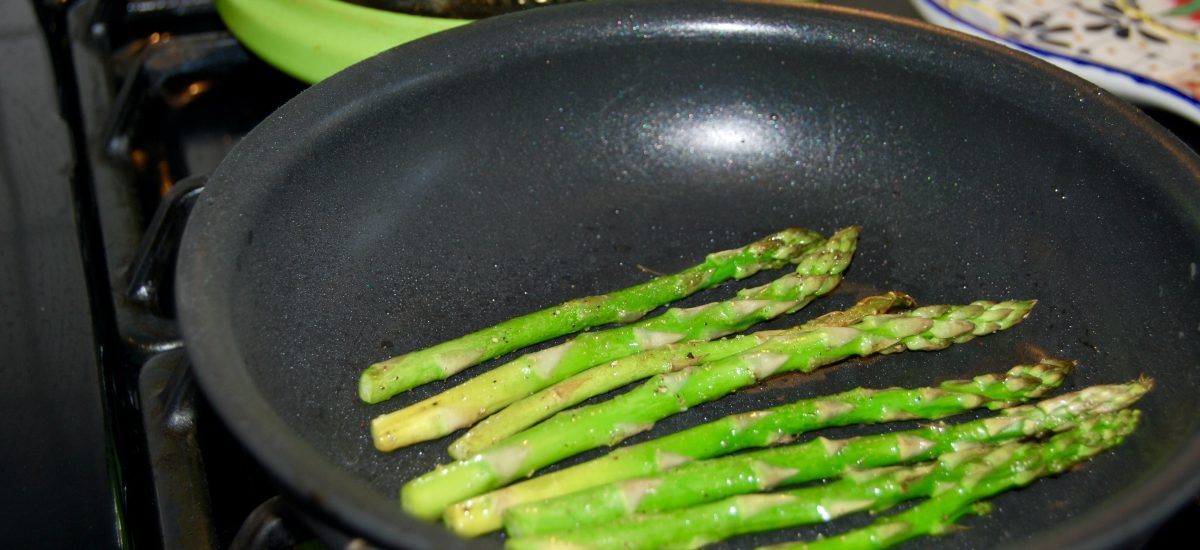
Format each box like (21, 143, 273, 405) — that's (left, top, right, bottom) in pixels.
(176, 0, 1200, 547)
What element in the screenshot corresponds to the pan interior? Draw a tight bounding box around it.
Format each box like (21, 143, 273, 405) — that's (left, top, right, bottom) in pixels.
(181, 2, 1200, 548)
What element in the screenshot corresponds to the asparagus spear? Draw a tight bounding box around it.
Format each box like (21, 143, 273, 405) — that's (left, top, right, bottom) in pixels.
(510, 463, 940, 550)
(762, 410, 1142, 550)
(506, 410, 1140, 550)
(407, 299, 1034, 525)
(360, 227, 824, 404)
(452, 291, 914, 458)
(373, 228, 858, 452)
(499, 379, 1148, 537)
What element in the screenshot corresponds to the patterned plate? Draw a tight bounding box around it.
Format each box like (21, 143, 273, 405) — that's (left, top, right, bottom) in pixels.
(911, 0, 1200, 124)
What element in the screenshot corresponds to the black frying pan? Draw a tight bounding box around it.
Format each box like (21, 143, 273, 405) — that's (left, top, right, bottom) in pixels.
(176, 1, 1200, 548)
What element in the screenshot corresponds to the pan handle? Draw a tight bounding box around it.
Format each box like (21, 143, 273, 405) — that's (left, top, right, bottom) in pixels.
(126, 175, 205, 318)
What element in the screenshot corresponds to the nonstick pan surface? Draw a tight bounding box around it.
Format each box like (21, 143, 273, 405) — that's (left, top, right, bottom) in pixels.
(177, 1, 1200, 548)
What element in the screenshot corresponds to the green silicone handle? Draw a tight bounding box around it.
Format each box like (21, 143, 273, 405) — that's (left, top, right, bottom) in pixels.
(216, 0, 470, 83)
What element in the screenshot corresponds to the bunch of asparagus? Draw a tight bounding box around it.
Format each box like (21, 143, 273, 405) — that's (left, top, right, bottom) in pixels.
(506, 405, 1143, 549)
(356, 226, 1147, 549)
(361, 226, 828, 405)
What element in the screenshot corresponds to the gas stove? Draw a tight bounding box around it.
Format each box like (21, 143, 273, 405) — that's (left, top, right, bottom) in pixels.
(3, 0, 1196, 548)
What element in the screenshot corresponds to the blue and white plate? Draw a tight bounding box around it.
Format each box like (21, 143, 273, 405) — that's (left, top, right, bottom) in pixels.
(911, 0, 1200, 124)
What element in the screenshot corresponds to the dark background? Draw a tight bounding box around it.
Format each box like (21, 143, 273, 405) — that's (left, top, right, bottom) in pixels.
(0, 0, 117, 547)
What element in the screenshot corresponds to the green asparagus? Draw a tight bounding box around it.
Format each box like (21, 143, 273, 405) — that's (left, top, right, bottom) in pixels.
(762, 410, 1142, 550)
(451, 291, 914, 458)
(498, 379, 1148, 537)
(407, 300, 1034, 526)
(359, 227, 824, 404)
(509, 464, 940, 550)
(373, 228, 857, 451)
(506, 410, 1139, 550)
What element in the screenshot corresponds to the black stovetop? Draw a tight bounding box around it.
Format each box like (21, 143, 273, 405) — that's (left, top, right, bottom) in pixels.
(1, 0, 1196, 548)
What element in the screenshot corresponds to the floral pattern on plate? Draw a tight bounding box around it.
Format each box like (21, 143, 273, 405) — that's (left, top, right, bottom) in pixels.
(912, 0, 1200, 123)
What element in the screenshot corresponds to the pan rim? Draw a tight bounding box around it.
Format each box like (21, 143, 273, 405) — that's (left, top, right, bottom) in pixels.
(176, 0, 1200, 548)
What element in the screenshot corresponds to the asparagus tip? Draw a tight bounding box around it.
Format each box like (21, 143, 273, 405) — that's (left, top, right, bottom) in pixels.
(888, 291, 917, 309)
